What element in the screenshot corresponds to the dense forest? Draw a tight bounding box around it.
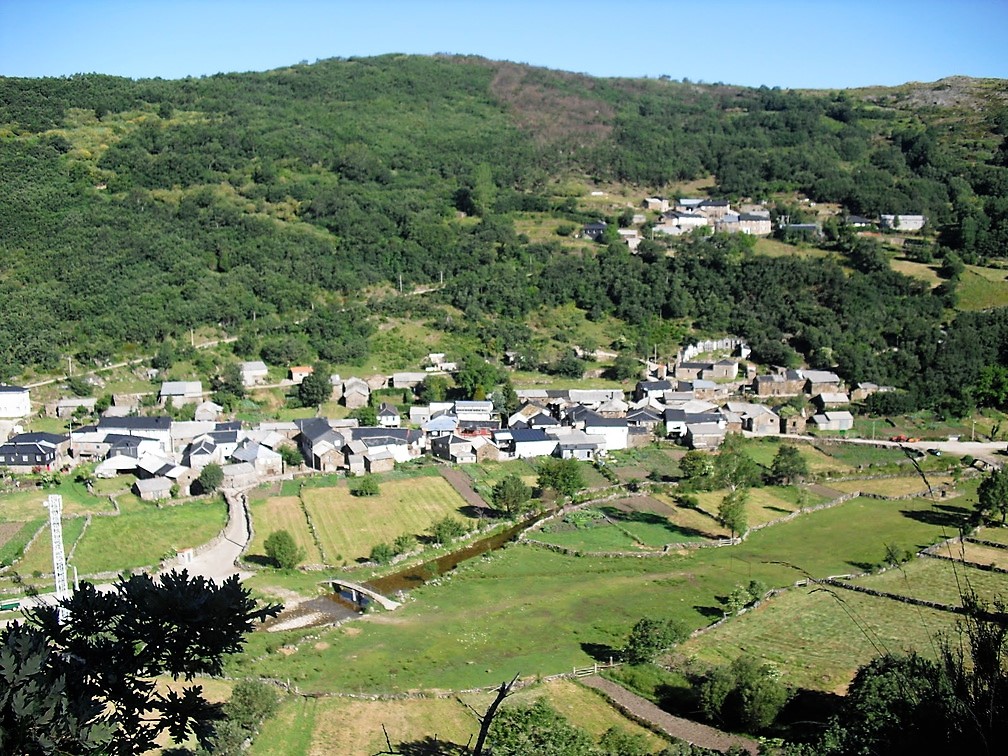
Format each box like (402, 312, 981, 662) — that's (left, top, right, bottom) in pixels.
(1, 55, 1007, 415)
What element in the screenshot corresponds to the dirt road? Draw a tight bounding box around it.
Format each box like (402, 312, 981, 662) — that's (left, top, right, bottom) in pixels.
(580, 675, 759, 754)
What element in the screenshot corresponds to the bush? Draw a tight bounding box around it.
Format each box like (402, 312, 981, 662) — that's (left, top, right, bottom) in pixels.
(698, 656, 790, 733)
(369, 542, 395, 564)
(263, 529, 305, 570)
(198, 463, 224, 494)
(352, 475, 380, 497)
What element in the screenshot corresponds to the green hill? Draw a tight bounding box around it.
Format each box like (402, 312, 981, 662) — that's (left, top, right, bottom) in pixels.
(2, 55, 1007, 414)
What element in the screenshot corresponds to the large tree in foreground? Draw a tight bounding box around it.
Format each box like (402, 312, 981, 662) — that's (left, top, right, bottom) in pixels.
(0, 570, 280, 755)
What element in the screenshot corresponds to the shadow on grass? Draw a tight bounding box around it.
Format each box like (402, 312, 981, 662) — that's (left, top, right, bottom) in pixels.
(766, 505, 792, 514)
(600, 505, 711, 541)
(395, 736, 471, 755)
(694, 604, 724, 620)
(581, 641, 621, 663)
(899, 505, 971, 528)
(457, 504, 485, 519)
(774, 688, 844, 744)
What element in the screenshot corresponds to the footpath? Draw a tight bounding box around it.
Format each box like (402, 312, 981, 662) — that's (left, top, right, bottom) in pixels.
(580, 675, 759, 755)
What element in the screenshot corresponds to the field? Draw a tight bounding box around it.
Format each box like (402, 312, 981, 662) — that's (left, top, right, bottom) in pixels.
(681, 584, 962, 691)
(958, 265, 1008, 311)
(228, 492, 971, 694)
(691, 485, 825, 529)
(69, 498, 227, 574)
(462, 459, 539, 502)
(605, 446, 683, 482)
(959, 542, 1008, 570)
(14, 516, 88, 575)
(299, 475, 476, 563)
(247, 496, 324, 565)
(975, 525, 1008, 545)
(535, 497, 719, 552)
(0, 479, 120, 520)
(251, 679, 668, 756)
(829, 474, 954, 497)
(849, 555, 1008, 606)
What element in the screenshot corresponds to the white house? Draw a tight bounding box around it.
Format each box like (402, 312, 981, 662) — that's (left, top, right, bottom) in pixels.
(0, 385, 31, 418)
(241, 361, 269, 387)
(880, 214, 925, 232)
(159, 381, 203, 406)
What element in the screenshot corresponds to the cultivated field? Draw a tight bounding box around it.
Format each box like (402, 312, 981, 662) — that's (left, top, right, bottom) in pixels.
(849, 555, 1008, 606)
(958, 541, 1008, 570)
(247, 496, 323, 565)
(229, 492, 972, 694)
(691, 485, 825, 529)
(534, 497, 710, 551)
(829, 474, 955, 497)
(69, 499, 227, 575)
(14, 516, 88, 575)
(299, 476, 476, 563)
(681, 584, 962, 691)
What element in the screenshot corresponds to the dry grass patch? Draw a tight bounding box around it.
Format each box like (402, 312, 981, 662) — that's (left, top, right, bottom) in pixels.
(249, 496, 323, 564)
(891, 258, 941, 286)
(301, 477, 474, 563)
(828, 475, 954, 497)
(652, 493, 728, 538)
(959, 542, 1008, 570)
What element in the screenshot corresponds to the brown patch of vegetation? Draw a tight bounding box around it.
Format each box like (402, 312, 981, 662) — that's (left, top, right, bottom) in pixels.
(487, 62, 614, 146)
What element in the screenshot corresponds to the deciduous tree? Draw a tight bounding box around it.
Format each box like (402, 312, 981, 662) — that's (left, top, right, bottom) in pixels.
(264, 529, 305, 570)
(491, 474, 533, 517)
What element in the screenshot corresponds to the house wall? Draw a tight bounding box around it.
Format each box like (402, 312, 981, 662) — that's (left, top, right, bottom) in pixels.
(0, 390, 31, 418)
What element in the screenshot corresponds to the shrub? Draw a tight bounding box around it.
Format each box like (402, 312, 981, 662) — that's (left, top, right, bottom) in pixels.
(263, 529, 305, 570)
(352, 475, 380, 497)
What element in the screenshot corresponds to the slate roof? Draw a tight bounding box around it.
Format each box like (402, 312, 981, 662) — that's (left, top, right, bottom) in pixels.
(99, 416, 171, 432)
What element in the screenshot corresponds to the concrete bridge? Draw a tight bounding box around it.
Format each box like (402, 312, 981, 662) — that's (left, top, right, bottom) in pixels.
(327, 579, 401, 610)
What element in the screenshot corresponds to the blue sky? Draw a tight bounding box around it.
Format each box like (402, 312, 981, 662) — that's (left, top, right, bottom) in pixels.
(1, 0, 1005, 89)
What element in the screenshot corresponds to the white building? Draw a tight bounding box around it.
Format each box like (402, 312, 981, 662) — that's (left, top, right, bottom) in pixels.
(0, 385, 31, 418)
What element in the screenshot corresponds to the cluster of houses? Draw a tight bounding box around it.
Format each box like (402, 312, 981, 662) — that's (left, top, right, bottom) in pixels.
(583, 195, 927, 252)
(1, 339, 894, 500)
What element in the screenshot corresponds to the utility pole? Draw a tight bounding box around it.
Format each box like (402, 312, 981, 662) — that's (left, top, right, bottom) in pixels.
(44, 494, 69, 620)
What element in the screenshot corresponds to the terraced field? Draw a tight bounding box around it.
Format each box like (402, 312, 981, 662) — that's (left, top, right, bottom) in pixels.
(849, 555, 1008, 606)
(681, 585, 962, 691)
(69, 499, 227, 575)
(300, 476, 476, 563)
(248, 496, 323, 565)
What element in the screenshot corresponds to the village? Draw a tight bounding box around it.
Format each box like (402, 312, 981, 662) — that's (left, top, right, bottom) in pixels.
(0, 332, 898, 502)
(582, 194, 926, 251)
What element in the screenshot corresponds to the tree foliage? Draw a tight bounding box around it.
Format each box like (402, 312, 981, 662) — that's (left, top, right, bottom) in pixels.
(977, 467, 1008, 524)
(0, 571, 279, 755)
(718, 488, 749, 539)
(263, 529, 305, 570)
(491, 474, 533, 517)
(770, 444, 809, 485)
(297, 366, 330, 407)
(352, 474, 380, 497)
(536, 458, 585, 499)
(487, 698, 595, 756)
(428, 516, 467, 545)
(623, 616, 688, 665)
(698, 656, 790, 734)
(197, 462, 224, 494)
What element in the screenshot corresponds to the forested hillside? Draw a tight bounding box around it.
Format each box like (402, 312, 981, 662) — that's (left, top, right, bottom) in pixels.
(2, 55, 1008, 414)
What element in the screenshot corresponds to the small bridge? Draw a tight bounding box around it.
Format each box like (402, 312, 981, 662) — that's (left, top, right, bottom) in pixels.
(326, 579, 401, 611)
